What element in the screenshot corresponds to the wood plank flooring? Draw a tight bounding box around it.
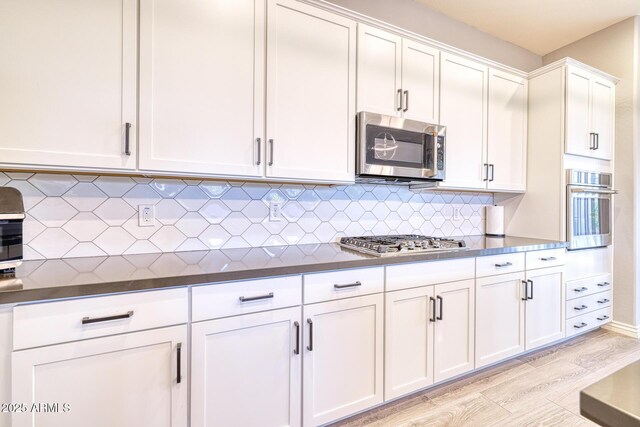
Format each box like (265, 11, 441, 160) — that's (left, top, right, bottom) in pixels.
(333, 330, 640, 427)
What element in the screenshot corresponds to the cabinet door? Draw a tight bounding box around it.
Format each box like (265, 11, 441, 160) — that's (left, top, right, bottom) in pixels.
(385, 286, 435, 400)
(303, 294, 383, 426)
(266, 0, 356, 183)
(401, 40, 440, 123)
(433, 279, 475, 383)
(191, 307, 301, 427)
(525, 267, 565, 350)
(0, 0, 137, 171)
(476, 273, 526, 368)
(12, 326, 187, 427)
(357, 25, 402, 117)
(139, 0, 264, 177)
(487, 69, 528, 192)
(590, 77, 615, 160)
(440, 53, 488, 190)
(566, 66, 593, 157)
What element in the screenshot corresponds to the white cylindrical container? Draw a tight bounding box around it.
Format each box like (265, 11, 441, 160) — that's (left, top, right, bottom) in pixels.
(485, 205, 505, 237)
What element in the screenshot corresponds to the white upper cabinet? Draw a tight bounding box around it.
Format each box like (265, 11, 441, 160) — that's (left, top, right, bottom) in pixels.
(138, 0, 264, 177)
(357, 25, 439, 123)
(0, 0, 137, 171)
(487, 69, 528, 192)
(401, 40, 440, 123)
(357, 25, 402, 117)
(440, 52, 488, 190)
(566, 65, 615, 160)
(265, 0, 356, 183)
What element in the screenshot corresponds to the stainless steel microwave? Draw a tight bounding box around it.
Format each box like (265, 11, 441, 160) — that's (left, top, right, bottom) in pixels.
(356, 112, 446, 183)
(0, 187, 25, 273)
(567, 170, 616, 250)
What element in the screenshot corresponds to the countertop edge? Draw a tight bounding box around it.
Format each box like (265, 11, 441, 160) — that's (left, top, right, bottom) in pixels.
(1, 241, 568, 305)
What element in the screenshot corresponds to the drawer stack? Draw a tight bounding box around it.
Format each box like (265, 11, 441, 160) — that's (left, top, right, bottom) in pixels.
(565, 273, 612, 337)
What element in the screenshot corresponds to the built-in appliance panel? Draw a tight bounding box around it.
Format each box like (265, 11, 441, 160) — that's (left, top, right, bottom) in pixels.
(303, 267, 384, 304)
(566, 306, 612, 338)
(385, 258, 475, 292)
(476, 253, 525, 277)
(566, 290, 612, 319)
(192, 275, 302, 322)
(13, 288, 188, 350)
(525, 248, 566, 270)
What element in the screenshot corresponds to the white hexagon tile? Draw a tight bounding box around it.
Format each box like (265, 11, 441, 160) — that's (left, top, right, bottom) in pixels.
(0, 172, 493, 260)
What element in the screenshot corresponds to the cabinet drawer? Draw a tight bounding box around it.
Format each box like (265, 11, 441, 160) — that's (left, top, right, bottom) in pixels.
(566, 306, 612, 338)
(13, 288, 188, 350)
(386, 258, 475, 292)
(476, 253, 525, 277)
(566, 290, 612, 319)
(192, 275, 302, 322)
(304, 267, 384, 304)
(526, 248, 566, 270)
(566, 274, 612, 300)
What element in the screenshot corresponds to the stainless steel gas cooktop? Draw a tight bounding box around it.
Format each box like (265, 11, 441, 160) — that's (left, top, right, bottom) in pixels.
(338, 234, 467, 257)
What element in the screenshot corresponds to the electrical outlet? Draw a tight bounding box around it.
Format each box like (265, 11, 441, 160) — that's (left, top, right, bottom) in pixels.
(453, 207, 461, 221)
(139, 205, 155, 227)
(269, 202, 283, 222)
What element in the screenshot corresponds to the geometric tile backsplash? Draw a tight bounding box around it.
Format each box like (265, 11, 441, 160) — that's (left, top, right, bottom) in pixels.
(1, 172, 494, 260)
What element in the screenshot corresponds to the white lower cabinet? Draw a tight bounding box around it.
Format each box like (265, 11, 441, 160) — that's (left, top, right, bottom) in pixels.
(475, 272, 526, 368)
(303, 294, 384, 426)
(385, 286, 435, 400)
(525, 266, 566, 350)
(12, 326, 187, 427)
(191, 307, 302, 427)
(433, 280, 475, 383)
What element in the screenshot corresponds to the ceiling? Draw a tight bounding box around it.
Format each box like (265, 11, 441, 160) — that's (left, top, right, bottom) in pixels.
(415, 0, 640, 55)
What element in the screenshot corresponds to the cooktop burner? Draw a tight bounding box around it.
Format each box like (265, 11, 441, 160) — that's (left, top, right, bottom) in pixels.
(338, 234, 467, 257)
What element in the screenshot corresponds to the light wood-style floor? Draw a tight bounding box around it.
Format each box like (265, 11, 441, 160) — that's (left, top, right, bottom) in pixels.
(333, 330, 640, 427)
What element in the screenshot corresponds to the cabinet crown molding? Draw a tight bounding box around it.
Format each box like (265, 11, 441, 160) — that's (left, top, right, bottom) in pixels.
(529, 57, 620, 83)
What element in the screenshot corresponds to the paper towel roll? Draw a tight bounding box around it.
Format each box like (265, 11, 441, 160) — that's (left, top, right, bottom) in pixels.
(485, 205, 505, 237)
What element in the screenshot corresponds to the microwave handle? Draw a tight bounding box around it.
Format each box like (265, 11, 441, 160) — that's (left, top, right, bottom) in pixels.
(570, 188, 618, 195)
(432, 130, 438, 172)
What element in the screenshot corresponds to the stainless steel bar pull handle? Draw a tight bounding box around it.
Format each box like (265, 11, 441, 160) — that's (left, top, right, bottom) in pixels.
(574, 287, 588, 293)
(595, 133, 600, 150)
(574, 305, 588, 311)
(574, 322, 588, 329)
(124, 123, 132, 156)
(483, 164, 489, 181)
(521, 280, 528, 301)
(176, 342, 182, 384)
(597, 282, 610, 287)
(429, 297, 437, 322)
(256, 138, 262, 165)
(268, 139, 274, 166)
(397, 89, 403, 111)
(334, 281, 362, 289)
(307, 319, 314, 351)
(82, 310, 134, 325)
(495, 262, 513, 268)
(403, 90, 409, 112)
(540, 256, 556, 261)
(436, 295, 443, 320)
(597, 315, 610, 321)
(597, 299, 610, 304)
(489, 164, 495, 182)
(294, 321, 300, 355)
(527, 279, 534, 300)
(239, 292, 274, 303)
(589, 132, 596, 150)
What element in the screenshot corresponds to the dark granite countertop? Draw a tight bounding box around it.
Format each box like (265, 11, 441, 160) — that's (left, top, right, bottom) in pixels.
(581, 360, 640, 426)
(1, 236, 566, 304)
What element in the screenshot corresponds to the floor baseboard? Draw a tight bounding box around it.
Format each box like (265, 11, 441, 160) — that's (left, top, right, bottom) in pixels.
(603, 321, 640, 338)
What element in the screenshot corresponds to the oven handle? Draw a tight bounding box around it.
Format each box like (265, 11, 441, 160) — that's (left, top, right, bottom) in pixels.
(569, 188, 618, 195)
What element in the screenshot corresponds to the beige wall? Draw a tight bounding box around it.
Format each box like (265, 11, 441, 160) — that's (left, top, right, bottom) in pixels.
(327, 0, 542, 72)
(544, 17, 639, 327)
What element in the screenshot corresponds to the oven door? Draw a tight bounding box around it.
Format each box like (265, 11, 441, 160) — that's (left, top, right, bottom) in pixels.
(567, 186, 615, 250)
(357, 112, 445, 181)
(0, 219, 23, 267)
